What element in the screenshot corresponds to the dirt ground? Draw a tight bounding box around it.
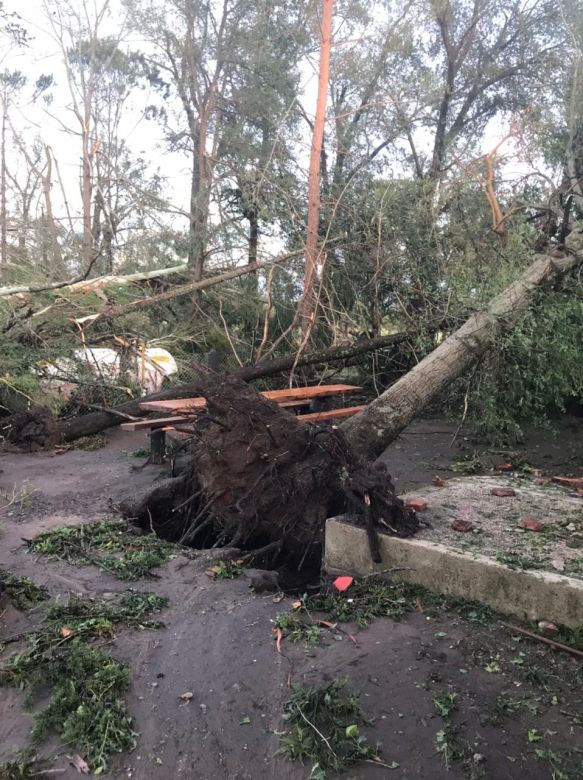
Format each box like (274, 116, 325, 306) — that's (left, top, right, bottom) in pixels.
(1, 420, 582, 779)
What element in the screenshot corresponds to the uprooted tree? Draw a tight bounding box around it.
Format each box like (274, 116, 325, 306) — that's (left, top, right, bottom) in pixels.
(118, 226, 583, 566)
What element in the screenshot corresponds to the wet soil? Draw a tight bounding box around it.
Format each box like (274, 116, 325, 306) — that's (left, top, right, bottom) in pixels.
(1, 420, 582, 779)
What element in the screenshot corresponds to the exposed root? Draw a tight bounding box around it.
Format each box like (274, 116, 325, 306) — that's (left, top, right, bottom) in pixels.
(119, 370, 418, 563)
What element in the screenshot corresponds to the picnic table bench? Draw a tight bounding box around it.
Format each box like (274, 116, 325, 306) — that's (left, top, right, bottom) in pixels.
(121, 384, 363, 463)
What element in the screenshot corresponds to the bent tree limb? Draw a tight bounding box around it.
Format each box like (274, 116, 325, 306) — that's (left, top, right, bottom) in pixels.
(342, 230, 583, 460)
(57, 328, 419, 441)
(0, 262, 188, 298)
(72, 251, 303, 325)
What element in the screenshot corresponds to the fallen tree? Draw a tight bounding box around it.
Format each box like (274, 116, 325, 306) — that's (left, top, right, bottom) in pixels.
(57, 231, 583, 446)
(342, 226, 583, 460)
(119, 228, 583, 560)
(0, 262, 188, 298)
(56, 327, 421, 441)
(123, 368, 418, 564)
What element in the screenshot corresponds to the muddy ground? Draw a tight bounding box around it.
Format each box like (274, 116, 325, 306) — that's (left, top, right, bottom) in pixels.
(1, 419, 582, 779)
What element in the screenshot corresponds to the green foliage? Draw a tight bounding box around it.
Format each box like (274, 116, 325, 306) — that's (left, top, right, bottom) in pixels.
(0, 569, 49, 610)
(451, 454, 484, 475)
(280, 681, 377, 774)
(45, 591, 168, 633)
(0, 755, 48, 780)
(0, 373, 61, 416)
(433, 693, 458, 718)
(304, 579, 492, 629)
(0, 591, 166, 773)
(274, 611, 322, 645)
(462, 283, 583, 441)
(70, 433, 108, 451)
(29, 519, 176, 580)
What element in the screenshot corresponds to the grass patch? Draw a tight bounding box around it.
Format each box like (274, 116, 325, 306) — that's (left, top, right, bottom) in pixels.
(0, 755, 48, 780)
(495, 551, 545, 571)
(305, 578, 492, 628)
(0, 569, 49, 610)
(451, 454, 483, 475)
(29, 519, 176, 580)
(279, 681, 379, 776)
(128, 447, 150, 458)
(0, 591, 167, 774)
(274, 611, 322, 645)
(70, 433, 108, 451)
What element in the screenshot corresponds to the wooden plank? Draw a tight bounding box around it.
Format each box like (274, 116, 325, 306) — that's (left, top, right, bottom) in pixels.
(280, 399, 311, 408)
(120, 416, 191, 431)
(297, 405, 365, 423)
(139, 384, 362, 413)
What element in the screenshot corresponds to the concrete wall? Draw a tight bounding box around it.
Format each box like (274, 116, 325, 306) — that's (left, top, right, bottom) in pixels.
(325, 517, 583, 628)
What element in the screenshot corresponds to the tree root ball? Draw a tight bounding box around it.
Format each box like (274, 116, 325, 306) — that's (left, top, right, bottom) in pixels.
(1, 407, 58, 452)
(181, 370, 418, 563)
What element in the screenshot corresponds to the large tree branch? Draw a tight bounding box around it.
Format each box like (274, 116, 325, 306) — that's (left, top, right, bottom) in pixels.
(0, 262, 188, 298)
(72, 251, 303, 325)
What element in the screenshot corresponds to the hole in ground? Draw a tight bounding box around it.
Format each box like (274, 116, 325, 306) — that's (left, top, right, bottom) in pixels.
(124, 478, 324, 595)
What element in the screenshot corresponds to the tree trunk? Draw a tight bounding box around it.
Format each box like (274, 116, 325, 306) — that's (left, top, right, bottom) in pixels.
(299, 0, 334, 341)
(0, 89, 7, 284)
(342, 233, 583, 460)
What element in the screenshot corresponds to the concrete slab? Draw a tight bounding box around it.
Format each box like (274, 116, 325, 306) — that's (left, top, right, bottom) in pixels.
(324, 476, 583, 627)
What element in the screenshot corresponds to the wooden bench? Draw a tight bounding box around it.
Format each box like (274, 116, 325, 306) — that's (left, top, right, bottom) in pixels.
(124, 384, 363, 462)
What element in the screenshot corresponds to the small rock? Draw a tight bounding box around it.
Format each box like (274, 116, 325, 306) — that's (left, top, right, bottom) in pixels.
(538, 620, 559, 636)
(473, 754, 487, 764)
(407, 499, 428, 511)
(491, 487, 516, 497)
(451, 520, 473, 533)
(247, 569, 279, 593)
(519, 517, 543, 532)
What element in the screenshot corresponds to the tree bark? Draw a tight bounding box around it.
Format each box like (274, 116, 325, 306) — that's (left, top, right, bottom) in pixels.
(299, 0, 334, 340)
(0, 86, 7, 284)
(0, 262, 188, 298)
(342, 232, 583, 460)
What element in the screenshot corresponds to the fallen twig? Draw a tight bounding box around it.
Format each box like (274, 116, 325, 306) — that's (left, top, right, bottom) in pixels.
(86, 405, 141, 421)
(499, 621, 583, 660)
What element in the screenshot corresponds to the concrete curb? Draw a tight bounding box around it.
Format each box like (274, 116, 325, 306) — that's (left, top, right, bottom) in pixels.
(325, 517, 583, 627)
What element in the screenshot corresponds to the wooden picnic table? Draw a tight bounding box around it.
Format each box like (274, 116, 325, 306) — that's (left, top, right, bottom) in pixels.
(127, 384, 363, 463)
(138, 384, 362, 414)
